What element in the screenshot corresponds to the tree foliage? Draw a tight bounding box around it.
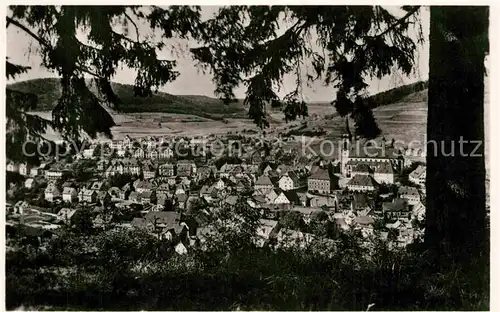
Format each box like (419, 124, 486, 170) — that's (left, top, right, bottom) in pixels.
(191, 6, 423, 136)
(6, 5, 423, 165)
(6, 5, 203, 161)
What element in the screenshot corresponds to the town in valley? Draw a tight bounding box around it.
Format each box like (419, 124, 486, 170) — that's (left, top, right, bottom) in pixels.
(6, 126, 428, 254)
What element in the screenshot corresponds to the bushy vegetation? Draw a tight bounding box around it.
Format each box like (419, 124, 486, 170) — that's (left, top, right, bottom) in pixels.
(6, 201, 489, 311)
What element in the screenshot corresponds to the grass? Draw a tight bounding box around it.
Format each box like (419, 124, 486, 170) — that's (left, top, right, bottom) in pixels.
(5, 226, 489, 311)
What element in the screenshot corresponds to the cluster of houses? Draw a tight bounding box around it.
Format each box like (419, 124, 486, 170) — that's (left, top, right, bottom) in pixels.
(6, 132, 427, 252)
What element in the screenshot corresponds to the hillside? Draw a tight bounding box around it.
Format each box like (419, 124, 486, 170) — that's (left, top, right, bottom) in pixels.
(6, 78, 247, 119)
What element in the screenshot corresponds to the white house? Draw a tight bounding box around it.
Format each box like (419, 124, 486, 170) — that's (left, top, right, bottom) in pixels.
(62, 187, 78, 203)
(30, 167, 42, 177)
(409, 165, 426, 187)
(83, 147, 96, 159)
(19, 163, 32, 176)
(44, 184, 61, 202)
(346, 175, 378, 192)
(134, 148, 145, 158)
(123, 135, 132, 149)
(373, 162, 395, 184)
(24, 178, 36, 189)
(215, 179, 225, 190)
(255, 175, 274, 193)
(398, 186, 420, 205)
(278, 174, 294, 191)
(274, 191, 291, 205)
(159, 147, 174, 159)
(6, 162, 19, 173)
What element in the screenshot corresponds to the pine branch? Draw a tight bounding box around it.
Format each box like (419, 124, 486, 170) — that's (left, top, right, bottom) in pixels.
(6, 16, 51, 49)
(124, 11, 140, 42)
(8, 16, 106, 80)
(368, 6, 421, 39)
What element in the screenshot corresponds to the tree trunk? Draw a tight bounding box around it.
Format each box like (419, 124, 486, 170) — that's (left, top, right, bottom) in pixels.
(426, 7, 488, 263)
(345, 116, 352, 141)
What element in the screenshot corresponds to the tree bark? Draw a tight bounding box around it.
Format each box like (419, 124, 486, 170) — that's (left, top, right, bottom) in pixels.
(426, 6, 489, 263)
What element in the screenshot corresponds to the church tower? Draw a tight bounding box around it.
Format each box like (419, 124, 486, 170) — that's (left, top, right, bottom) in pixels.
(340, 134, 350, 176)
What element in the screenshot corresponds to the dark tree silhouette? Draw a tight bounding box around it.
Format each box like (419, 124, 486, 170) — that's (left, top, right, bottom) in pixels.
(6, 5, 203, 161)
(425, 6, 488, 264)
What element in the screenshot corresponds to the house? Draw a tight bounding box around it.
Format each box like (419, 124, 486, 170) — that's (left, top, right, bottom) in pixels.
(263, 163, 277, 176)
(278, 173, 295, 191)
(159, 163, 176, 177)
(409, 165, 426, 187)
(19, 163, 32, 176)
(224, 195, 239, 206)
(57, 208, 78, 223)
(142, 164, 157, 180)
(123, 135, 132, 149)
(134, 148, 145, 158)
(351, 164, 372, 176)
(97, 160, 108, 171)
(12, 201, 30, 215)
(383, 198, 411, 220)
(412, 201, 426, 221)
(177, 160, 196, 177)
(129, 191, 140, 203)
(131, 211, 185, 239)
(175, 184, 188, 195)
(350, 194, 373, 216)
(62, 187, 78, 203)
(398, 186, 420, 205)
(282, 190, 302, 206)
(7, 161, 20, 173)
(24, 178, 36, 189)
(346, 175, 378, 192)
(308, 169, 332, 194)
(353, 215, 375, 238)
(45, 166, 67, 180)
(140, 191, 155, 205)
(310, 194, 337, 208)
(90, 181, 105, 192)
(273, 191, 291, 205)
(264, 188, 279, 203)
(30, 167, 42, 177)
(147, 149, 159, 159)
(255, 175, 274, 193)
(374, 162, 395, 184)
(214, 179, 225, 190)
(134, 180, 153, 193)
(108, 186, 121, 200)
(175, 242, 188, 255)
(120, 183, 133, 200)
(97, 191, 112, 204)
(110, 139, 124, 150)
(124, 158, 141, 176)
(255, 219, 280, 247)
(44, 185, 61, 202)
(159, 147, 174, 159)
(82, 189, 98, 203)
(276, 228, 315, 249)
(83, 147, 96, 159)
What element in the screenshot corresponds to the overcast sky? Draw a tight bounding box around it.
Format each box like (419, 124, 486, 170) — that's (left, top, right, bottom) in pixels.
(6, 6, 430, 102)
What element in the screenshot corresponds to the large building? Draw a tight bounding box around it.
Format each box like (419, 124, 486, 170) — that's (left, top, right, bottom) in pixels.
(340, 135, 403, 179)
(308, 169, 332, 194)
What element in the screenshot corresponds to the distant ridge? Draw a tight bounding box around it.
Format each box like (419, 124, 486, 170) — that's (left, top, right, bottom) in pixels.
(6, 78, 247, 120)
(7, 78, 428, 117)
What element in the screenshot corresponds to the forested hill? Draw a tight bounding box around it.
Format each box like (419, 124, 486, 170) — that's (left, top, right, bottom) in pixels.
(7, 77, 428, 116)
(367, 80, 428, 108)
(6, 78, 247, 118)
